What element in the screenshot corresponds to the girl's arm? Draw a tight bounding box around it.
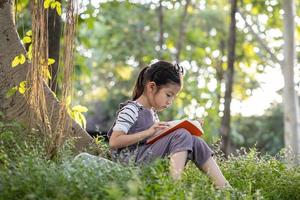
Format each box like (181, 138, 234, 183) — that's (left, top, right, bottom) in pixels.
(109, 122, 169, 149)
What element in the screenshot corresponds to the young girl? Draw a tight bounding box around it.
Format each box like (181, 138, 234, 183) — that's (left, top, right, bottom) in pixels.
(107, 60, 230, 188)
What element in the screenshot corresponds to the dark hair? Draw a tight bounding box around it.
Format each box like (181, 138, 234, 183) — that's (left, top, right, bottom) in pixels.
(132, 60, 184, 100)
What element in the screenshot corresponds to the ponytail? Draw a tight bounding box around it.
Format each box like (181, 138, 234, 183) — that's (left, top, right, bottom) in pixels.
(132, 61, 183, 100)
(132, 66, 148, 100)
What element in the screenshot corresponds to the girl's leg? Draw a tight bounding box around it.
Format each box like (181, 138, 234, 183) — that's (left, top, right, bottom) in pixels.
(188, 136, 230, 188)
(200, 156, 229, 188)
(170, 151, 188, 180)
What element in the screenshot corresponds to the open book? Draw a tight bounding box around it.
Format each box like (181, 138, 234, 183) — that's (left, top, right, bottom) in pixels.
(146, 119, 204, 144)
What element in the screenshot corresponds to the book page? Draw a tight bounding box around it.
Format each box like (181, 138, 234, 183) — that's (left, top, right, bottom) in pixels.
(168, 119, 202, 131)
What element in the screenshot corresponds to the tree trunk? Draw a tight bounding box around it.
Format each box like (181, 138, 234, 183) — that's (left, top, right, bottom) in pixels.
(175, 0, 190, 63)
(282, 0, 300, 164)
(157, 0, 164, 59)
(220, 0, 237, 155)
(216, 39, 225, 111)
(48, 0, 61, 93)
(0, 0, 94, 153)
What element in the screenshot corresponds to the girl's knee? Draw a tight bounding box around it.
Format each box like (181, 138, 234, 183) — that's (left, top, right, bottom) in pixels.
(173, 129, 193, 141)
(192, 136, 208, 146)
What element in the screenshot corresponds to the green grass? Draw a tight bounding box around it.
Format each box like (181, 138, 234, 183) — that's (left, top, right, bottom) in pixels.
(0, 119, 299, 200)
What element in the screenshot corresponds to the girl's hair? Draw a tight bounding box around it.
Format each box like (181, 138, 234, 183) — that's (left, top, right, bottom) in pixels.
(132, 60, 184, 100)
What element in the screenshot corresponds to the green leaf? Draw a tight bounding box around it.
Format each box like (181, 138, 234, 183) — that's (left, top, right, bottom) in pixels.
(11, 56, 20, 68)
(26, 30, 32, 36)
(50, 2, 56, 9)
(48, 58, 55, 65)
(78, 112, 87, 129)
(11, 54, 26, 68)
(19, 54, 26, 64)
(71, 111, 87, 129)
(18, 81, 27, 94)
(22, 36, 31, 44)
(55, 2, 62, 16)
(44, 0, 52, 9)
(73, 112, 80, 125)
(72, 105, 88, 113)
(27, 45, 32, 60)
(6, 86, 18, 98)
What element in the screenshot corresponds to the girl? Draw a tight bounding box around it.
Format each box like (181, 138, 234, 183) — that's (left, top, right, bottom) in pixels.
(107, 60, 230, 188)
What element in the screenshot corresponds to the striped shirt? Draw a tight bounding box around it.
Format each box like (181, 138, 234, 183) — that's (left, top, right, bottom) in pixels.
(112, 102, 159, 133)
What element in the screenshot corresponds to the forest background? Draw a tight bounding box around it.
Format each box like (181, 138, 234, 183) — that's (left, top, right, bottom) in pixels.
(20, 0, 298, 156)
(13, 0, 300, 156)
(0, 0, 300, 199)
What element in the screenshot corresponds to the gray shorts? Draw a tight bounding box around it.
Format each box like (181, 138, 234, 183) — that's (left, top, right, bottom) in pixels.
(135, 128, 214, 167)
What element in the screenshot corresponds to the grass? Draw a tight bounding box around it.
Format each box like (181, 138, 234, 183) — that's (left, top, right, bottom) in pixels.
(0, 118, 299, 200)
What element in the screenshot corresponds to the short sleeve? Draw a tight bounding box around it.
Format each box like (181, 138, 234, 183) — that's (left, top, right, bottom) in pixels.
(112, 104, 139, 133)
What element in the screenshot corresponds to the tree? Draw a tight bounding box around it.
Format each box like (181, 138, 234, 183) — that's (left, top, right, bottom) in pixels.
(220, 0, 238, 155)
(282, 0, 300, 164)
(238, 0, 300, 163)
(0, 0, 93, 153)
(48, 0, 62, 93)
(157, 0, 164, 59)
(175, 0, 191, 63)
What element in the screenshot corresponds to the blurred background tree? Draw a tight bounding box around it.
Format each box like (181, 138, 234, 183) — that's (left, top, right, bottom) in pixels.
(13, 0, 300, 157)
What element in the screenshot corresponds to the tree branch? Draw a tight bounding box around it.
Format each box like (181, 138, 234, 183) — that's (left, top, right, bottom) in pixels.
(237, 9, 283, 66)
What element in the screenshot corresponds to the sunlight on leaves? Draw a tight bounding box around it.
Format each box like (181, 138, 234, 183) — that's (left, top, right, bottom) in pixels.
(44, 0, 62, 16)
(48, 58, 55, 65)
(50, 1, 56, 9)
(187, 5, 194, 14)
(5, 81, 27, 98)
(55, 2, 62, 16)
(69, 105, 88, 129)
(18, 81, 27, 94)
(5, 86, 18, 98)
(44, 0, 52, 9)
(26, 30, 32, 37)
(22, 36, 31, 44)
(22, 29, 32, 45)
(115, 66, 133, 80)
(27, 45, 32, 60)
(72, 105, 88, 113)
(243, 43, 255, 58)
(65, 96, 88, 128)
(11, 54, 26, 68)
(166, 39, 175, 50)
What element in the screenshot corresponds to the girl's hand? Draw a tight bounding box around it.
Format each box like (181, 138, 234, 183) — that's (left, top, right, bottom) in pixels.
(147, 122, 170, 136)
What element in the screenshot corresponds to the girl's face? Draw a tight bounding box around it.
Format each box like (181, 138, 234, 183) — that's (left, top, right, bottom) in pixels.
(149, 83, 181, 111)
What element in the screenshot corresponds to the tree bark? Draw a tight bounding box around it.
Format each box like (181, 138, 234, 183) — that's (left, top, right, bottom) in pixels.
(220, 0, 237, 155)
(282, 0, 300, 164)
(157, 0, 164, 59)
(175, 0, 190, 63)
(0, 0, 94, 153)
(48, 0, 61, 93)
(238, 5, 300, 163)
(216, 39, 225, 111)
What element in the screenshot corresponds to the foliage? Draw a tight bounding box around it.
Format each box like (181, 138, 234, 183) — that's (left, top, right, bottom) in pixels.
(44, 0, 62, 16)
(69, 1, 268, 138)
(1, 119, 300, 200)
(9, 0, 298, 163)
(68, 105, 89, 129)
(231, 103, 284, 155)
(13, 0, 300, 163)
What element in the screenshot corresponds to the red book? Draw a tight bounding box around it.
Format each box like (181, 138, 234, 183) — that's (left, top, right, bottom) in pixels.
(146, 119, 204, 144)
